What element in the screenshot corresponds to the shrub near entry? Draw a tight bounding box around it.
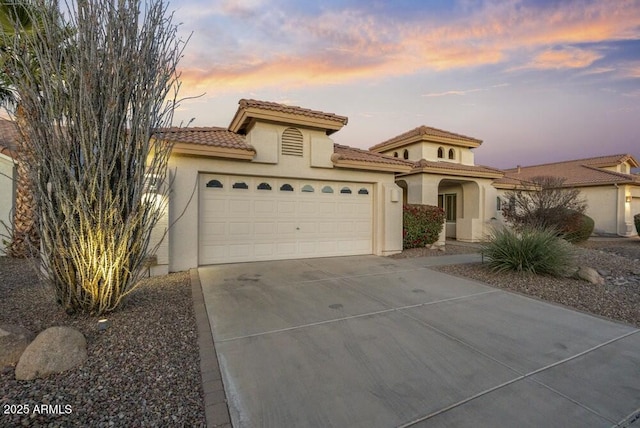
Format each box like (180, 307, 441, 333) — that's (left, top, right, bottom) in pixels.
(559, 209, 595, 243)
(481, 226, 575, 276)
(403, 204, 445, 249)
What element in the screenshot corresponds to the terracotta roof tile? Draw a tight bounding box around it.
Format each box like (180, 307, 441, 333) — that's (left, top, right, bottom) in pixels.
(155, 127, 255, 152)
(333, 144, 414, 167)
(239, 99, 348, 126)
(0, 118, 19, 158)
(500, 154, 640, 187)
(411, 159, 503, 176)
(370, 125, 482, 152)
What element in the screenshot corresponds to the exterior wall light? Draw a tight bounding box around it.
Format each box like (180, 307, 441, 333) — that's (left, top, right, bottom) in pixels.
(626, 195, 632, 203)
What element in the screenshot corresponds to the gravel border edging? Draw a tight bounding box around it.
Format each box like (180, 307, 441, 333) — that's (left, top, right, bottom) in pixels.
(190, 268, 232, 428)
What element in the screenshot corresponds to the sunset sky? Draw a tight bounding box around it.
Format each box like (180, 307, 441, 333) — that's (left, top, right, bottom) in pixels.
(173, 1, 638, 168)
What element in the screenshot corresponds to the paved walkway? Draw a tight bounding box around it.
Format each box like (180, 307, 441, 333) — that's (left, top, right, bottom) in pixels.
(195, 255, 640, 427)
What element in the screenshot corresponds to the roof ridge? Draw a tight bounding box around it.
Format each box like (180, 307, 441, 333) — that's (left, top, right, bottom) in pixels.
(239, 99, 348, 125)
(581, 164, 638, 182)
(504, 153, 632, 171)
(370, 124, 481, 151)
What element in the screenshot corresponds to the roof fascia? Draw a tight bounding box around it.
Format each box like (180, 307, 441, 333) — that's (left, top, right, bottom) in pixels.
(229, 107, 345, 135)
(332, 158, 412, 173)
(171, 142, 255, 160)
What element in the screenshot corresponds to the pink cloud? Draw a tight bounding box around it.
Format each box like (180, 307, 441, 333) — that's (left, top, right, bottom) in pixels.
(178, 0, 640, 92)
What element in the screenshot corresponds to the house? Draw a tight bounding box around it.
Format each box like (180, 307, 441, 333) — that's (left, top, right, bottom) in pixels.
(155, 99, 413, 273)
(369, 126, 504, 243)
(0, 118, 17, 255)
(494, 154, 640, 236)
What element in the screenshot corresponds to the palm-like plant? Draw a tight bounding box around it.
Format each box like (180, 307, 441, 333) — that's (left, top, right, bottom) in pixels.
(0, 0, 44, 257)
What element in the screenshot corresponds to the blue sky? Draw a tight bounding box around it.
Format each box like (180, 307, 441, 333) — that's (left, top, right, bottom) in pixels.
(170, 0, 640, 169)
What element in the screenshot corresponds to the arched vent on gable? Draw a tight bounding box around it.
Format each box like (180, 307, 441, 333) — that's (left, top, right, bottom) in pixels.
(282, 127, 303, 157)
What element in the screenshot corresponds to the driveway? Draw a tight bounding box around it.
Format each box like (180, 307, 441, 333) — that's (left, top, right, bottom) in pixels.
(199, 255, 640, 427)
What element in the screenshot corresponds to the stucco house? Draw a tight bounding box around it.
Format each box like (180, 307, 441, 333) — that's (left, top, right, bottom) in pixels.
(0, 118, 18, 255)
(494, 154, 640, 236)
(154, 99, 413, 274)
(369, 126, 504, 243)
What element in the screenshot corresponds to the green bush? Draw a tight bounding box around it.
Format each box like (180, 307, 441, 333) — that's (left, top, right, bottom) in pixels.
(635, 213, 640, 235)
(481, 226, 574, 276)
(558, 210, 594, 243)
(403, 204, 445, 249)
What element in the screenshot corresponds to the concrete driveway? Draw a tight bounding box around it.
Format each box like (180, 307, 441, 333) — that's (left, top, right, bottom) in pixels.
(199, 255, 640, 428)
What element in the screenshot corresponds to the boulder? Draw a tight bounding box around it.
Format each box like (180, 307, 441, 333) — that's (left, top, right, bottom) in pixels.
(15, 326, 87, 380)
(574, 266, 605, 286)
(0, 324, 35, 368)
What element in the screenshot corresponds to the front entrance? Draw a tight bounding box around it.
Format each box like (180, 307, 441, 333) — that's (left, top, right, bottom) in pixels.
(438, 193, 458, 239)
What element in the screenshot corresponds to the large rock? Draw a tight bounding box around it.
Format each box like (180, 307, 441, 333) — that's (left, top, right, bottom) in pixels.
(0, 324, 35, 368)
(574, 266, 605, 286)
(15, 326, 87, 380)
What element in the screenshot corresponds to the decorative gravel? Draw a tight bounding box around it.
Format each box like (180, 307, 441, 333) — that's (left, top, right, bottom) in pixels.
(434, 239, 640, 327)
(0, 258, 206, 427)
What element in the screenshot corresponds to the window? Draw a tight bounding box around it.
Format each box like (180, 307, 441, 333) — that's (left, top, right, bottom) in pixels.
(496, 197, 502, 211)
(206, 179, 223, 188)
(437, 147, 444, 158)
(257, 182, 272, 190)
(340, 187, 352, 194)
(322, 186, 334, 193)
(358, 188, 369, 195)
(393, 152, 398, 158)
(280, 183, 294, 191)
(438, 193, 457, 222)
(301, 185, 314, 193)
(403, 149, 409, 160)
(232, 182, 248, 189)
(448, 148, 455, 160)
(282, 127, 303, 157)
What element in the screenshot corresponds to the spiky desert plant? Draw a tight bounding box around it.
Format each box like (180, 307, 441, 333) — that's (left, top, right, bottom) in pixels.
(481, 226, 575, 276)
(1, 0, 186, 314)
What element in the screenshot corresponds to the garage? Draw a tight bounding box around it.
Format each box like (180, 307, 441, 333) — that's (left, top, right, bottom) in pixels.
(199, 174, 373, 264)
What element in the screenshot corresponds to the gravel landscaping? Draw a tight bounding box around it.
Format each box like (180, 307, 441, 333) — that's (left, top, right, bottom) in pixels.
(0, 258, 206, 427)
(1, 237, 638, 426)
(434, 238, 640, 327)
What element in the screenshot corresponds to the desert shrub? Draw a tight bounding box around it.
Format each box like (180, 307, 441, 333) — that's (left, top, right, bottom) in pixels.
(502, 176, 586, 231)
(403, 204, 445, 249)
(635, 213, 640, 235)
(558, 209, 595, 243)
(481, 226, 574, 276)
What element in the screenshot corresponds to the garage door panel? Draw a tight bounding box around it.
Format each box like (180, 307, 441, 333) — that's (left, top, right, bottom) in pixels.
(254, 222, 276, 235)
(199, 175, 373, 264)
(229, 222, 252, 236)
(254, 200, 277, 214)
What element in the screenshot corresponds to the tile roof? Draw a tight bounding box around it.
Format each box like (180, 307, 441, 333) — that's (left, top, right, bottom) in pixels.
(0, 118, 19, 158)
(238, 99, 348, 126)
(410, 159, 504, 177)
(333, 144, 415, 167)
(497, 154, 640, 187)
(155, 127, 255, 152)
(370, 125, 482, 152)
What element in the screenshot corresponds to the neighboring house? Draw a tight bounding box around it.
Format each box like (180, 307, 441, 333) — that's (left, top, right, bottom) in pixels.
(0, 118, 18, 255)
(369, 126, 504, 243)
(494, 154, 640, 236)
(154, 99, 413, 273)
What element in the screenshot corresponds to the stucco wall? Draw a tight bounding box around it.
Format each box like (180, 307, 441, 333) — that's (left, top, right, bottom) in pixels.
(165, 123, 402, 272)
(0, 154, 15, 255)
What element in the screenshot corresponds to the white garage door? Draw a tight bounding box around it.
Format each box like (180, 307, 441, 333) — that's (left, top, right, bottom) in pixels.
(199, 174, 373, 264)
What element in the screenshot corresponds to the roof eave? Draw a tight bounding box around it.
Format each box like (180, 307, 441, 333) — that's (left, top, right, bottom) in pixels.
(408, 166, 502, 179)
(229, 107, 346, 135)
(331, 158, 412, 173)
(171, 142, 255, 160)
(371, 134, 482, 153)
